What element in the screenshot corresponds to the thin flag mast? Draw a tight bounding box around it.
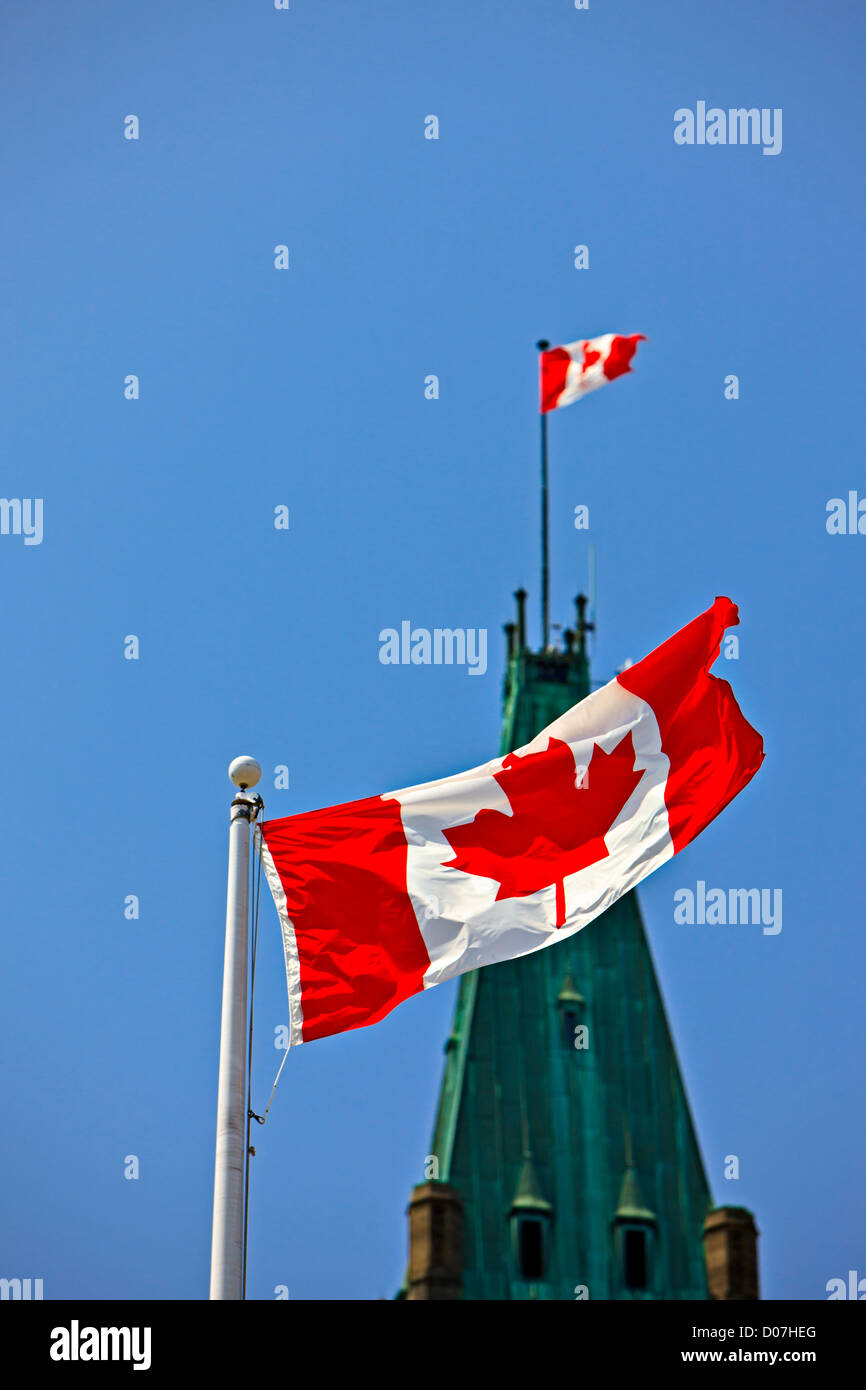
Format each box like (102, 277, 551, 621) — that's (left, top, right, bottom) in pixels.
(536, 339, 550, 650)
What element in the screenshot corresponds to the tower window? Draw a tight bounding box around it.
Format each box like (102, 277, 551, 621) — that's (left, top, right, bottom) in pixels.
(623, 1227, 648, 1290)
(518, 1218, 545, 1281)
(563, 1010, 576, 1048)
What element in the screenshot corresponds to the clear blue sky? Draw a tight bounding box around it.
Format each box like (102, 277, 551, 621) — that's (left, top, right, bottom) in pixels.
(0, 0, 863, 1301)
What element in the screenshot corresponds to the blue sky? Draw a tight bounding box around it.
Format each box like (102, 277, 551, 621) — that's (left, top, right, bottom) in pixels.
(0, 0, 863, 1300)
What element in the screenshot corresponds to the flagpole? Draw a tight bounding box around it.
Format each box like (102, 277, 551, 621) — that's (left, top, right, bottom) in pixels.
(536, 340, 550, 650)
(210, 756, 263, 1301)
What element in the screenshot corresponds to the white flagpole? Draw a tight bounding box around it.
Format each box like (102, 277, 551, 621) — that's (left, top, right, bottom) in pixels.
(209, 756, 263, 1300)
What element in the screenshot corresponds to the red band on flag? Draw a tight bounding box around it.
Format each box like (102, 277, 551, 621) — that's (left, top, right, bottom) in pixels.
(603, 333, 646, 381)
(260, 794, 430, 1044)
(539, 346, 572, 413)
(616, 596, 764, 853)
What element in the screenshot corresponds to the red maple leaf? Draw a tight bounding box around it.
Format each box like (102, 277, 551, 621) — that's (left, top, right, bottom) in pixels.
(441, 733, 644, 928)
(580, 340, 602, 375)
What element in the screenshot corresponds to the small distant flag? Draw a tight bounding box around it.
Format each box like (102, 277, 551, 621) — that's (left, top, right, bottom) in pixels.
(540, 333, 646, 413)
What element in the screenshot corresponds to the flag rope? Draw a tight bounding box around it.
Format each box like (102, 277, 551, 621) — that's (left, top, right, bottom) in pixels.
(259, 1042, 290, 1122)
(246, 825, 291, 1125)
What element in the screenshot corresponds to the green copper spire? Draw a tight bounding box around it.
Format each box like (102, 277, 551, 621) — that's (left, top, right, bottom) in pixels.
(420, 590, 714, 1300)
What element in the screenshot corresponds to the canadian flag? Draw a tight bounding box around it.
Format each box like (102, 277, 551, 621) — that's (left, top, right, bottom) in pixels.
(540, 333, 646, 412)
(260, 597, 763, 1047)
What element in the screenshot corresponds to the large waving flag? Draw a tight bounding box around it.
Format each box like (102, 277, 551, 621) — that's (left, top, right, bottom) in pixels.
(260, 597, 763, 1047)
(540, 332, 646, 412)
